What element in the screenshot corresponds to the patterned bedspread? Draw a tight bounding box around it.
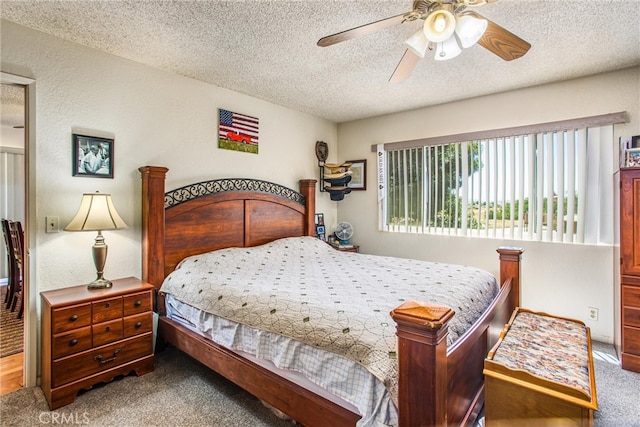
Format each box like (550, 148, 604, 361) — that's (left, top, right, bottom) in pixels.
(160, 236, 498, 402)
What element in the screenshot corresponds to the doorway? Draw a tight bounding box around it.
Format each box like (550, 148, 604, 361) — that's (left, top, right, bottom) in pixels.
(0, 73, 33, 393)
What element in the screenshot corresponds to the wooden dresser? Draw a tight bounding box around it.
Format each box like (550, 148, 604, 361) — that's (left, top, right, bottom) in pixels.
(40, 277, 155, 409)
(620, 168, 640, 372)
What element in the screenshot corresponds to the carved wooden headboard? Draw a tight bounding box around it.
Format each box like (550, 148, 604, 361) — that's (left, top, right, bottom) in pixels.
(139, 166, 317, 288)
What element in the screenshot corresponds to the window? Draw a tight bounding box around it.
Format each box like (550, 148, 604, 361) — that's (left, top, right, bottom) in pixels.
(379, 113, 625, 244)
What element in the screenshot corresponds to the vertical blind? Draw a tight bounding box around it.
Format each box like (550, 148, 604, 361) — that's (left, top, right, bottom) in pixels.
(383, 124, 616, 244)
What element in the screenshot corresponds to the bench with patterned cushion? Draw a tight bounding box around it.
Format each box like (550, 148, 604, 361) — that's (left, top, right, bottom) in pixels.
(483, 308, 598, 426)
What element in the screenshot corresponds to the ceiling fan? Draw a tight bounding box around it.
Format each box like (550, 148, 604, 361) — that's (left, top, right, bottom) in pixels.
(317, 0, 530, 83)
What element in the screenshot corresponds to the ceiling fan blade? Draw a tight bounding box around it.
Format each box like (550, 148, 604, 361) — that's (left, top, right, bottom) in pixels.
(317, 13, 408, 47)
(471, 12, 531, 61)
(389, 49, 421, 84)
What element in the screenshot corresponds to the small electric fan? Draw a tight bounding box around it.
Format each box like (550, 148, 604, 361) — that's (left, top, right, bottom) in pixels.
(334, 222, 354, 245)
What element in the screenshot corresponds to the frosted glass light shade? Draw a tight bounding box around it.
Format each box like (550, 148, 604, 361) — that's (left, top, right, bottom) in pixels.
(435, 36, 462, 61)
(423, 9, 456, 43)
(65, 192, 128, 231)
(455, 14, 488, 48)
(463, 0, 487, 5)
(405, 29, 430, 58)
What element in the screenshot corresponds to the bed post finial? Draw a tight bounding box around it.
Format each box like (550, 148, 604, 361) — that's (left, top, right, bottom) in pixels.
(391, 301, 454, 427)
(497, 247, 524, 310)
(299, 179, 317, 236)
(139, 166, 168, 288)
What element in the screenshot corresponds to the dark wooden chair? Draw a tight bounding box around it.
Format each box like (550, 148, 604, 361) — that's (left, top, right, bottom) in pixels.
(2, 219, 24, 318)
(2, 219, 15, 307)
(12, 221, 25, 319)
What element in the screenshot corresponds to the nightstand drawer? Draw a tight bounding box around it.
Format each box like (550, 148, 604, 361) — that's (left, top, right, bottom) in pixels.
(623, 285, 640, 307)
(123, 291, 152, 316)
(52, 327, 92, 359)
(124, 312, 153, 338)
(623, 326, 640, 354)
(52, 332, 153, 387)
(52, 304, 91, 333)
(92, 296, 123, 323)
(624, 306, 640, 328)
(92, 319, 124, 347)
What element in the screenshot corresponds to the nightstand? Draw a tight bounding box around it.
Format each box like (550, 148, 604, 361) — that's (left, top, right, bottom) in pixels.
(40, 277, 155, 409)
(329, 242, 359, 253)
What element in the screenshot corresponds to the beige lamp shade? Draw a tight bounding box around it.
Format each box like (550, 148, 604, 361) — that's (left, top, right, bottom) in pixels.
(64, 192, 127, 289)
(64, 192, 128, 232)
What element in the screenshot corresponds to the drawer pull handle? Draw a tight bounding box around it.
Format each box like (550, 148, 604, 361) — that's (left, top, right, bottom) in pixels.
(135, 322, 142, 329)
(105, 302, 110, 308)
(69, 339, 78, 346)
(69, 315, 78, 322)
(94, 349, 121, 365)
(134, 301, 142, 307)
(105, 326, 110, 332)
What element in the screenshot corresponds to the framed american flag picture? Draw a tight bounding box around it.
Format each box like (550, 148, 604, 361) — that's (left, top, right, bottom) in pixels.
(218, 109, 259, 154)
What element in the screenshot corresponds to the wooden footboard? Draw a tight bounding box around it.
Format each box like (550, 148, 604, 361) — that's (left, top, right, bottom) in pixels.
(139, 166, 523, 426)
(391, 248, 522, 426)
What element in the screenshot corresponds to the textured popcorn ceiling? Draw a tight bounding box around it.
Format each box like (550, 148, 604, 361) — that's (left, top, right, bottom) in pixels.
(1, 0, 639, 123)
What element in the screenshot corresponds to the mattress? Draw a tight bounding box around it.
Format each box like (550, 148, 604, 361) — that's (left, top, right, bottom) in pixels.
(160, 236, 498, 425)
(165, 295, 395, 426)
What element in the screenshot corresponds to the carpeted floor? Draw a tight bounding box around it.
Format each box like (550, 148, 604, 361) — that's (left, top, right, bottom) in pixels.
(1, 341, 639, 426)
(1, 346, 293, 427)
(591, 341, 640, 427)
(0, 285, 24, 357)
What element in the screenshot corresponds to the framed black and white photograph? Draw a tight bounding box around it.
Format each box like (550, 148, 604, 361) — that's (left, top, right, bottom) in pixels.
(315, 213, 325, 226)
(347, 159, 366, 190)
(73, 134, 114, 178)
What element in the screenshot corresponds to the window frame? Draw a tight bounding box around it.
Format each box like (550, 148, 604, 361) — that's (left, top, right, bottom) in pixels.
(373, 112, 627, 245)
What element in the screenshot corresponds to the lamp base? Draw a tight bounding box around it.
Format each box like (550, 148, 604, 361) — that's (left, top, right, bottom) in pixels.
(87, 277, 113, 289)
(88, 231, 112, 289)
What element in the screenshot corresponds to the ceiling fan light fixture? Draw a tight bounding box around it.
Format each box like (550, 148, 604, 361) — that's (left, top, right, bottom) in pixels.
(405, 28, 430, 58)
(455, 14, 488, 48)
(423, 9, 456, 43)
(463, 0, 488, 6)
(434, 36, 461, 61)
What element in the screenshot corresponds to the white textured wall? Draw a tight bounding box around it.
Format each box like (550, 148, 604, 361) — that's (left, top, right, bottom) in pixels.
(337, 67, 640, 343)
(1, 20, 339, 384)
(1, 20, 338, 290)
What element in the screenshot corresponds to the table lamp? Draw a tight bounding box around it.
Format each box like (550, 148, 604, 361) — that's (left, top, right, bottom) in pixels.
(64, 191, 128, 289)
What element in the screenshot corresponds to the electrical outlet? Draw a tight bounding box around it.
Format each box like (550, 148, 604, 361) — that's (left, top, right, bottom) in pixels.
(45, 216, 60, 233)
(588, 307, 599, 321)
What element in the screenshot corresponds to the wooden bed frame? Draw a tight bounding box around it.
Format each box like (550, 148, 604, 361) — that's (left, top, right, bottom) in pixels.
(140, 166, 523, 426)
